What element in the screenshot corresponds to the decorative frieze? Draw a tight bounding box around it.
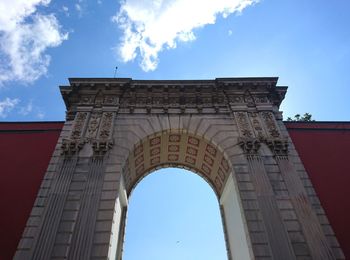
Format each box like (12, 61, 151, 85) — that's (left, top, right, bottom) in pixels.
(71, 112, 88, 140)
(234, 111, 290, 158)
(86, 112, 101, 140)
(243, 90, 255, 107)
(235, 112, 254, 138)
(61, 112, 88, 155)
(60, 78, 285, 116)
(249, 112, 265, 139)
(99, 112, 114, 140)
(61, 111, 115, 156)
(261, 111, 281, 138)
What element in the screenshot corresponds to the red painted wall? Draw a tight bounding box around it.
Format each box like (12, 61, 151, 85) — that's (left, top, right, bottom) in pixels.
(0, 121, 349, 259)
(285, 121, 350, 259)
(0, 122, 63, 260)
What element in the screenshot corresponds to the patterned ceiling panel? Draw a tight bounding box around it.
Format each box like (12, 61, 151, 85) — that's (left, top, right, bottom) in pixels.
(124, 131, 231, 197)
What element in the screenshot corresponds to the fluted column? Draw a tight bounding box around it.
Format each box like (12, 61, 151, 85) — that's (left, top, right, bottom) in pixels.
(240, 138, 296, 259)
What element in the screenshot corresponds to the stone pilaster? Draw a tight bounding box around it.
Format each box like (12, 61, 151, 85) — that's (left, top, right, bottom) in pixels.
(239, 138, 295, 259)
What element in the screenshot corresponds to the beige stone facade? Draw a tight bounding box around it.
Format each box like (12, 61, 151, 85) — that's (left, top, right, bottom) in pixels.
(14, 78, 344, 259)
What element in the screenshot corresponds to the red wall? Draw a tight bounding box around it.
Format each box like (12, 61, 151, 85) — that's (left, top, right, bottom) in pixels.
(0, 121, 349, 259)
(0, 122, 63, 260)
(286, 122, 350, 259)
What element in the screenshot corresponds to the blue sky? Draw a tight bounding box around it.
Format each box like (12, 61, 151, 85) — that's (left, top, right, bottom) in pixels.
(1, 0, 349, 259)
(123, 169, 227, 260)
(0, 0, 349, 121)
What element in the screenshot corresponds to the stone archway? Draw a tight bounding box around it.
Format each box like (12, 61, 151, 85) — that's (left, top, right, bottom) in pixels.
(112, 130, 252, 260)
(14, 78, 344, 259)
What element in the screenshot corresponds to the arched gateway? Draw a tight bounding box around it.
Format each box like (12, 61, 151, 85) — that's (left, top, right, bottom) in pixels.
(15, 78, 344, 259)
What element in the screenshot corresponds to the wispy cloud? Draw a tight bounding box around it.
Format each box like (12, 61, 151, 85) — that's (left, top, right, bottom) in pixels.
(75, 3, 82, 13)
(36, 109, 45, 119)
(0, 98, 20, 118)
(0, 98, 46, 119)
(62, 5, 70, 17)
(19, 100, 33, 116)
(0, 0, 68, 85)
(75, 0, 85, 17)
(113, 0, 258, 71)
(19, 100, 45, 119)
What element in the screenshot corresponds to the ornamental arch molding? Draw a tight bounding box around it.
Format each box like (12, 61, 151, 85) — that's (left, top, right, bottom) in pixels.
(15, 78, 344, 259)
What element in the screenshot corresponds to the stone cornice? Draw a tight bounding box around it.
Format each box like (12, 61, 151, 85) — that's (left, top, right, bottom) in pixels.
(60, 77, 287, 118)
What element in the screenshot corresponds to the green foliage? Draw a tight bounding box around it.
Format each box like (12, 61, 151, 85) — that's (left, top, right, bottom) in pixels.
(286, 113, 315, 122)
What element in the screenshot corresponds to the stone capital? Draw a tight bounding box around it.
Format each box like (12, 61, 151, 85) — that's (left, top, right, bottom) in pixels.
(238, 138, 261, 155)
(265, 138, 289, 156)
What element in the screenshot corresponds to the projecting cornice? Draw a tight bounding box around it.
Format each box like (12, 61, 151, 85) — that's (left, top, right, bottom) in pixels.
(60, 77, 287, 119)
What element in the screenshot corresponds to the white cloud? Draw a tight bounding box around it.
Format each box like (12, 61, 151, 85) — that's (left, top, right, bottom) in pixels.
(75, 0, 85, 16)
(18, 100, 46, 118)
(113, 0, 258, 71)
(0, 98, 20, 118)
(36, 110, 45, 119)
(62, 6, 69, 17)
(19, 100, 33, 116)
(75, 3, 82, 12)
(0, 0, 68, 85)
(0, 98, 46, 118)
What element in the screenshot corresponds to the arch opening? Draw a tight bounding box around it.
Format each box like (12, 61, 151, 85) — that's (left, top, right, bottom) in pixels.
(122, 168, 228, 260)
(109, 130, 253, 260)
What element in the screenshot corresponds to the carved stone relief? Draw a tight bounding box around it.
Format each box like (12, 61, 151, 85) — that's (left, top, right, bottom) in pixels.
(61, 112, 88, 155)
(266, 138, 289, 157)
(235, 112, 254, 138)
(238, 138, 261, 155)
(249, 112, 265, 139)
(61, 111, 115, 156)
(261, 111, 281, 138)
(86, 112, 101, 140)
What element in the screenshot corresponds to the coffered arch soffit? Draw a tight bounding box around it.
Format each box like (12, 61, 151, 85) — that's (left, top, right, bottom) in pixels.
(123, 130, 232, 198)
